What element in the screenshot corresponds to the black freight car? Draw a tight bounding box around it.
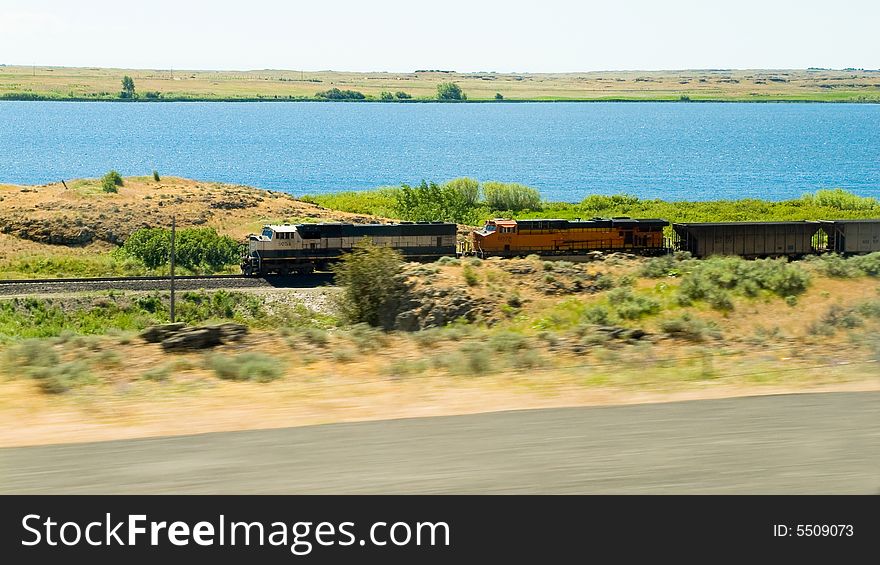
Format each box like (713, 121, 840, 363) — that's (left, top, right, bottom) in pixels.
(672, 221, 823, 258)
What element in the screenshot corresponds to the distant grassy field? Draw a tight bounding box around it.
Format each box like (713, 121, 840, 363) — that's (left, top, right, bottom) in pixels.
(1, 65, 879, 102)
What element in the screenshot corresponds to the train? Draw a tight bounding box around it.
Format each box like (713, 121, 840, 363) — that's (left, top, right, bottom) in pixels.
(241, 217, 880, 276)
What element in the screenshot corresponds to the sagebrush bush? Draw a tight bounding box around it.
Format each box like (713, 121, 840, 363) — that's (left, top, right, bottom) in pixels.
(436, 256, 460, 266)
(512, 349, 542, 369)
(821, 305, 863, 329)
(298, 327, 329, 346)
(385, 358, 428, 377)
(30, 361, 94, 394)
(707, 289, 734, 312)
(814, 254, 859, 278)
(675, 256, 810, 305)
(462, 265, 480, 286)
(640, 255, 682, 278)
(5, 341, 96, 393)
(345, 323, 389, 352)
(142, 364, 171, 382)
(582, 304, 612, 325)
(460, 343, 491, 373)
(594, 274, 615, 290)
(856, 300, 880, 318)
(660, 314, 720, 342)
(207, 353, 284, 382)
(853, 253, 880, 276)
(489, 331, 529, 352)
(607, 288, 660, 320)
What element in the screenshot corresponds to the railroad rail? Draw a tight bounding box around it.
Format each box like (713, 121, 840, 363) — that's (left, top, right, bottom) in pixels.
(0, 273, 335, 295)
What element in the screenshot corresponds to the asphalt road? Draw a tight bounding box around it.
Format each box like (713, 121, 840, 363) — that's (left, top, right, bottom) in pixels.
(2, 392, 878, 494)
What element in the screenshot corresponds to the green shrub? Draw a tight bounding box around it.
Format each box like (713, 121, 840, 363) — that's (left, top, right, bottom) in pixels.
(489, 331, 528, 353)
(852, 252, 880, 276)
(119, 227, 240, 271)
(802, 188, 878, 211)
(607, 288, 660, 320)
(512, 349, 542, 369)
(458, 342, 490, 373)
(640, 255, 682, 278)
(152, 170, 161, 182)
(5, 341, 95, 393)
(345, 323, 388, 352)
(385, 358, 428, 377)
(436, 82, 465, 101)
(394, 91, 411, 100)
(856, 300, 880, 318)
(142, 364, 171, 382)
(436, 256, 460, 266)
(101, 170, 123, 193)
(707, 289, 734, 312)
(394, 179, 482, 224)
(676, 256, 810, 305)
(659, 314, 720, 342)
(594, 274, 615, 290)
(463, 265, 480, 286)
(482, 181, 542, 212)
(821, 305, 863, 329)
(316, 88, 365, 100)
(815, 254, 859, 278)
(582, 304, 612, 325)
(380, 91, 394, 101)
(333, 239, 407, 328)
(30, 361, 94, 394)
(207, 353, 284, 382)
(331, 347, 357, 363)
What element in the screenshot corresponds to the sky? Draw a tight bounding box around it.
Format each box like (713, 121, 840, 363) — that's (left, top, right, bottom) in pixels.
(2, 0, 878, 72)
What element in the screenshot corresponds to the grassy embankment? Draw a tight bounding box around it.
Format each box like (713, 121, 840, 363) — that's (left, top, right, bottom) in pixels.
(2, 250, 880, 446)
(1, 66, 879, 102)
(1, 176, 879, 445)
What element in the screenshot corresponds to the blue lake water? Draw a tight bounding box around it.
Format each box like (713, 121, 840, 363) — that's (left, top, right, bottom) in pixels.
(1, 101, 878, 201)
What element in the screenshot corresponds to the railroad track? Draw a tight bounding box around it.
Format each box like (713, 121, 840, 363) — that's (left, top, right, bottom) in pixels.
(0, 273, 335, 295)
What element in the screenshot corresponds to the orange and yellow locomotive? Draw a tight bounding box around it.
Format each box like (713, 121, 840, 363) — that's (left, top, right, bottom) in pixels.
(470, 217, 668, 257)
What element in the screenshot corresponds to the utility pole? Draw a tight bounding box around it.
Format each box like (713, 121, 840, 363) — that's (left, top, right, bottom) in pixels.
(170, 216, 176, 323)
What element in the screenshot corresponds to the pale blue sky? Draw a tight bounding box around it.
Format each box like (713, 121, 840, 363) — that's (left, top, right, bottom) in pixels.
(2, 0, 878, 72)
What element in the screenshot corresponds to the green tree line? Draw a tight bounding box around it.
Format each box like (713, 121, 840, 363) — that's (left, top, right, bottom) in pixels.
(118, 227, 240, 271)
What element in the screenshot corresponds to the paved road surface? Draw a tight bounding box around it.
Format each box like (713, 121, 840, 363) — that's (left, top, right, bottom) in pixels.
(2, 392, 878, 494)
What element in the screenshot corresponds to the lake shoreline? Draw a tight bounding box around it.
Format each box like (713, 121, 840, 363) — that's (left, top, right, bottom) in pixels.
(3, 95, 880, 103)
